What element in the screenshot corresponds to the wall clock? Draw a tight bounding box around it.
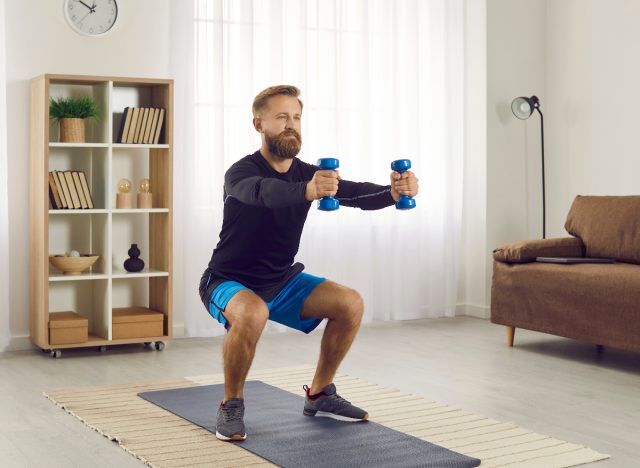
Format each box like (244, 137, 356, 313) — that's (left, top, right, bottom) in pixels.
(64, 0, 118, 37)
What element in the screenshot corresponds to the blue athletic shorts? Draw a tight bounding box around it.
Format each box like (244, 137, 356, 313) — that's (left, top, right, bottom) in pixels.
(207, 272, 326, 334)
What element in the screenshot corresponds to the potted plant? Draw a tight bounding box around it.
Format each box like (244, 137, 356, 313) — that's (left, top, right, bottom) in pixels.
(49, 96, 99, 143)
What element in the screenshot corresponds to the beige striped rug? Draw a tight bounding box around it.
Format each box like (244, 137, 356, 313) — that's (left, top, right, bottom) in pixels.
(44, 366, 609, 467)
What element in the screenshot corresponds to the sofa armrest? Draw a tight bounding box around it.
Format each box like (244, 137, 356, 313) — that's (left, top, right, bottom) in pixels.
(493, 237, 585, 263)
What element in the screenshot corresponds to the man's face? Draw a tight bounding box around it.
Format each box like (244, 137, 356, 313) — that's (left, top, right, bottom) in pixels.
(256, 95, 302, 159)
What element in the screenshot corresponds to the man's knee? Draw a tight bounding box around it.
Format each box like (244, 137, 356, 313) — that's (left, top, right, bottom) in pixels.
(226, 293, 269, 336)
(340, 288, 364, 325)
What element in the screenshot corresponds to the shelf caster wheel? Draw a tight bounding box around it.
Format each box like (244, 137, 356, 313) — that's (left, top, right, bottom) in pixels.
(51, 349, 61, 358)
(98, 345, 107, 353)
(144, 342, 152, 348)
(154, 341, 165, 351)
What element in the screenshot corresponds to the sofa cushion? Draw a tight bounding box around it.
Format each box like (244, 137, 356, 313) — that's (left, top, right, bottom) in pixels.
(493, 237, 584, 263)
(565, 195, 640, 264)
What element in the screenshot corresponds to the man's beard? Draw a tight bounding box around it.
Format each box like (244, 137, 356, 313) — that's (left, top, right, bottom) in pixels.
(266, 129, 302, 159)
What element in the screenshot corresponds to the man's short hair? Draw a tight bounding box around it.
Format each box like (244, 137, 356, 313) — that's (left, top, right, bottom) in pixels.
(252, 85, 303, 117)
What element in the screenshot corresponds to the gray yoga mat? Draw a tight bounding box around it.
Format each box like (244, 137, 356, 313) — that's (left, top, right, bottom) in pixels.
(138, 380, 481, 468)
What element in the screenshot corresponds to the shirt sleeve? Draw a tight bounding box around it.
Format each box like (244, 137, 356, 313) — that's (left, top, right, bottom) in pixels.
(335, 179, 396, 210)
(224, 161, 309, 209)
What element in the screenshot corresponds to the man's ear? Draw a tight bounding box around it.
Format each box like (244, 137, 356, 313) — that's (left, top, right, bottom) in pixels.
(253, 117, 263, 133)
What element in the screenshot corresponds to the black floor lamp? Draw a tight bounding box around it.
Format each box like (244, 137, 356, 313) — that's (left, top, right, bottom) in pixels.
(511, 95, 545, 239)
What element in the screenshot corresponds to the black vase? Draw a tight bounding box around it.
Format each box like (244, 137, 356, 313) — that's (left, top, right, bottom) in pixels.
(124, 243, 145, 272)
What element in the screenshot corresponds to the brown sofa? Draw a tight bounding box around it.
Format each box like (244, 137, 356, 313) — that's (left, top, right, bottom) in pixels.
(491, 195, 640, 353)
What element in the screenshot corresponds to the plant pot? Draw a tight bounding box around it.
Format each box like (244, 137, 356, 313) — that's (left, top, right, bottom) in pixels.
(60, 118, 85, 143)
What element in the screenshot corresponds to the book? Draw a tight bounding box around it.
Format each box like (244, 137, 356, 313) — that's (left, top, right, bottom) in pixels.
(142, 108, 157, 144)
(72, 171, 88, 209)
(141, 107, 152, 143)
(48, 172, 62, 209)
(147, 108, 159, 144)
(55, 170, 72, 209)
(153, 108, 165, 144)
(53, 171, 69, 208)
(63, 171, 82, 209)
(125, 108, 140, 144)
(134, 107, 148, 143)
(78, 171, 94, 209)
(118, 107, 133, 143)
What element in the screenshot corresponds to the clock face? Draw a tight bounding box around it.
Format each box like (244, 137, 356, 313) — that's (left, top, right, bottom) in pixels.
(64, 0, 118, 36)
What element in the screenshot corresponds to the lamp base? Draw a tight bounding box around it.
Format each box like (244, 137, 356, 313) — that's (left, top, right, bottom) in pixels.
(137, 193, 153, 209)
(116, 193, 132, 209)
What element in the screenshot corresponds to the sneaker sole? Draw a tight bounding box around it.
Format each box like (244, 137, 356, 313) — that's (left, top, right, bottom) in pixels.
(215, 431, 247, 441)
(303, 410, 368, 422)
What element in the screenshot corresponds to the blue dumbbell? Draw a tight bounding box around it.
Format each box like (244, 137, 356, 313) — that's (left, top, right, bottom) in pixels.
(391, 159, 416, 210)
(316, 158, 340, 211)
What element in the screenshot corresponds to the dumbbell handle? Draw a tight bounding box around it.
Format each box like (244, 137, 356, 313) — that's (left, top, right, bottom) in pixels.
(391, 159, 416, 210)
(317, 158, 340, 211)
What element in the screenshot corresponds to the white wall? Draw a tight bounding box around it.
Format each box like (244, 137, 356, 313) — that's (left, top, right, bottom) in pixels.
(487, 0, 546, 257)
(545, 0, 640, 235)
(458, 0, 488, 318)
(458, 0, 546, 315)
(4, 0, 182, 350)
(463, 0, 640, 314)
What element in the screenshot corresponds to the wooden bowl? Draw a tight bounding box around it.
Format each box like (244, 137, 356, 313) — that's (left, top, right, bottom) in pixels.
(49, 254, 99, 275)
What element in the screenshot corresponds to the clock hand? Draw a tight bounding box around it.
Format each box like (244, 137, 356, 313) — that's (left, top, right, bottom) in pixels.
(79, 0, 94, 11)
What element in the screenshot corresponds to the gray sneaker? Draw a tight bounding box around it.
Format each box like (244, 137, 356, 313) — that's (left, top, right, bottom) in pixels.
(215, 398, 247, 441)
(303, 383, 368, 422)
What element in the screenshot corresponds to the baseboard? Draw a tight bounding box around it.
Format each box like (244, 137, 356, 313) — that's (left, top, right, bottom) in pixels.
(172, 323, 185, 339)
(3, 334, 35, 352)
(456, 303, 490, 319)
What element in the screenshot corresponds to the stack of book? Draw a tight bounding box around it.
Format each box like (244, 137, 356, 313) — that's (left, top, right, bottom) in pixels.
(48, 170, 94, 209)
(116, 107, 165, 144)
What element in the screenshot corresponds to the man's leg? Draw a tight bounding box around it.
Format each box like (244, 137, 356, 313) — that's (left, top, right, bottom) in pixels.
(222, 290, 270, 400)
(300, 281, 364, 395)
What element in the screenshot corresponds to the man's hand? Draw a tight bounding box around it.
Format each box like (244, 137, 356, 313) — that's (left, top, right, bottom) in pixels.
(306, 170, 339, 201)
(390, 170, 419, 202)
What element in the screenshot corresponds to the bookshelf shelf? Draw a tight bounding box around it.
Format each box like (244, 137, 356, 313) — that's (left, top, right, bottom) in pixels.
(49, 209, 110, 214)
(30, 74, 173, 357)
(111, 268, 170, 279)
(49, 272, 110, 281)
(49, 143, 110, 148)
(113, 144, 170, 149)
(112, 208, 170, 214)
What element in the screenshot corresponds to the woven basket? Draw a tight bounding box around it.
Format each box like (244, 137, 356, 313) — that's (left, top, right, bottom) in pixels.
(59, 118, 85, 143)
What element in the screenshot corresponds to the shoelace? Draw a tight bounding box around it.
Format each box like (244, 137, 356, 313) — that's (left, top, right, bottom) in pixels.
(329, 393, 352, 409)
(220, 405, 243, 422)
(304, 385, 353, 408)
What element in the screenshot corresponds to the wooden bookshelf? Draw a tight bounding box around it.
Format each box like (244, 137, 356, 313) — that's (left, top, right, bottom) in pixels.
(29, 74, 173, 357)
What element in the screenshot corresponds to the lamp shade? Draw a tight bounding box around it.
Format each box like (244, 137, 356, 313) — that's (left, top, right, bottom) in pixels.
(511, 96, 539, 120)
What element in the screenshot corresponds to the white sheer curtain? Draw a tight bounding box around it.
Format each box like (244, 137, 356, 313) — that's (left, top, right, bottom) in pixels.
(0, 0, 10, 350)
(179, 0, 464, 337)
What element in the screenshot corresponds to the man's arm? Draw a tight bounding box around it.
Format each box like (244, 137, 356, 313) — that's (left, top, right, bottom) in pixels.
(335, 180, 395, 210)
(335, 170, 419, 210)
(225, 166, 308, 208)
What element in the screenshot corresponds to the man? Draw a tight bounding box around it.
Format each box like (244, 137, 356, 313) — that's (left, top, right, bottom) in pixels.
(199, 85, 419, 441)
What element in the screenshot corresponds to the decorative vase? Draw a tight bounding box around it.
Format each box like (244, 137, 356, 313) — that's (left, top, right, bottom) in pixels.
(123, 243, 145, 272)
(59, 118, 85, 143)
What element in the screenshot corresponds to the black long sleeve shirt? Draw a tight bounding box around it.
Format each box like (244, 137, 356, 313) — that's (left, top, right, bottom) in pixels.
(199, 150, 395, 304)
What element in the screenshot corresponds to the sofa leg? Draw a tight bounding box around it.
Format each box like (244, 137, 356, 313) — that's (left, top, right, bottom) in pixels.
(506, 326, 515, 347)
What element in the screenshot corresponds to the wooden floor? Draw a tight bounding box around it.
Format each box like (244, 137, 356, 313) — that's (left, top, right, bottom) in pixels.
(0, 317, 637, 467)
